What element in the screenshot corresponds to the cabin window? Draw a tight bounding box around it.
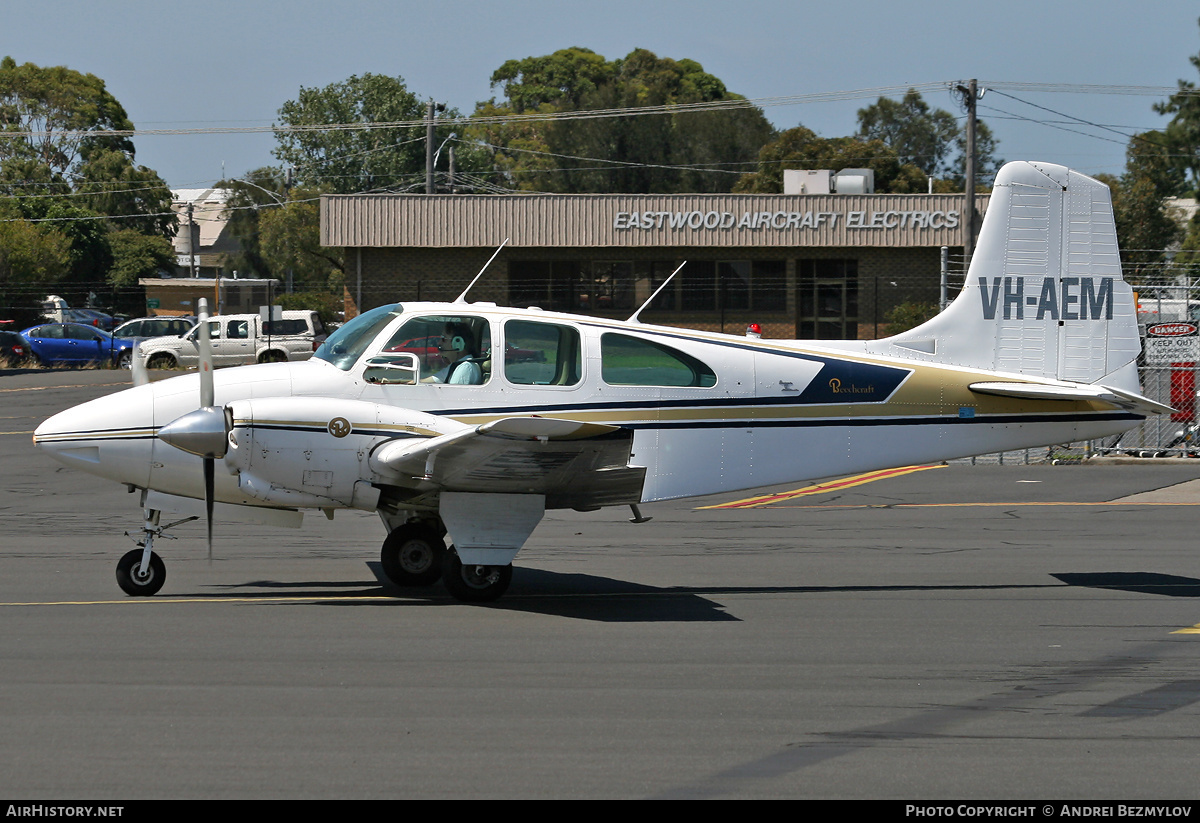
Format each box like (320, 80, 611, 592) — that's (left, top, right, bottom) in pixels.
(379, 315, 491, 384)
(600, 333, 716, 388)
(314, 303, 400, 370)
(502, 320, 582, 386)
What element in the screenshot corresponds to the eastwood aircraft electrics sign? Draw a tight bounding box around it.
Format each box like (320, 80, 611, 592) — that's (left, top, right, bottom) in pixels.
(612, 209, 962, 232)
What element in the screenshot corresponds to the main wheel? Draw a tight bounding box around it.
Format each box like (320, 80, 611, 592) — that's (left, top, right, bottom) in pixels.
(380, 524, 445, 587)
(441, 546, 512, 603)
(115, 548, 166, 597)
(118, 350, 132, 370)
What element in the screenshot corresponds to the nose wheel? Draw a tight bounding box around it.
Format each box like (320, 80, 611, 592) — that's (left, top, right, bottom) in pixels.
(115, 548, 166, 596)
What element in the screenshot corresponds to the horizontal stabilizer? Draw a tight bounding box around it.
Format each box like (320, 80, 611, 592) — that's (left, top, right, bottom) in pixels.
(969, 381, 1174, 416)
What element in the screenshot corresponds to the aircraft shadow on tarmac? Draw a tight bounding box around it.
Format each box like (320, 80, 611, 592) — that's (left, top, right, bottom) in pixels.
(1053, 572, 1200, 598)
(188, 564, 1120, 622)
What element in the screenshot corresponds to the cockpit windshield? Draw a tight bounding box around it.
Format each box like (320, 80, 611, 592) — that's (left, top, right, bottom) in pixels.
(313, 303, 402, 370)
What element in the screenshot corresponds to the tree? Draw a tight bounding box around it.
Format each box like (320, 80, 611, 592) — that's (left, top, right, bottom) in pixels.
(475, 48, 775, 193)
(1100, 132, 1186, 283)
(0, 57, 175, 293)
(219, 166, 290, 278)
(275, 74, 442, 194)
(856, 88, 1001, 189)
(258, 187, 344, 293)
(733, 126, 927, 194)
(0, 56, 134, 182)
(1154, 18, 1200, 194)
(105, 227, 174, 287)
(856, 90, 959, 178)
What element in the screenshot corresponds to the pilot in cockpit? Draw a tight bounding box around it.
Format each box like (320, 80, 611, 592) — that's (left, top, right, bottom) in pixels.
(424, 323, 483, 384)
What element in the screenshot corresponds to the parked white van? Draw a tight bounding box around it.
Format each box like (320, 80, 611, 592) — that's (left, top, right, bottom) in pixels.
(138, 310, 326, 369)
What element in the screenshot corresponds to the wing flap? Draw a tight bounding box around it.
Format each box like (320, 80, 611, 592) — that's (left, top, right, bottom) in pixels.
(370, 416, 645, 508)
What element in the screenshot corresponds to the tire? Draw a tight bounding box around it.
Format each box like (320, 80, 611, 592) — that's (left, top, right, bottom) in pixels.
(380, 524, 445, 587)
(147, 352, 175, 370)
(115, 548, 166, 596)
(118, 350, 132, 370)
(441, 546, 512, 603)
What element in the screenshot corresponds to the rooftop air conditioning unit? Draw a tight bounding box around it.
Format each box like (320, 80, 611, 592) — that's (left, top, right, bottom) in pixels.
(833, 168, 875, 194)
(783, 169, 832, 195)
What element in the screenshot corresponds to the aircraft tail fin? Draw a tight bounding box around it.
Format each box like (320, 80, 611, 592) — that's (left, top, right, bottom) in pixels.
(865, 161, 1142, 394)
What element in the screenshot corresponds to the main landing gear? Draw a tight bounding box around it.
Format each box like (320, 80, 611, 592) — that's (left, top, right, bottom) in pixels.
(380, 523, 445, 587)
(379, 521, 513, 603)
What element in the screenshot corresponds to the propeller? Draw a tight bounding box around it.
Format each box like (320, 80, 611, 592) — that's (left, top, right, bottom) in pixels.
(131, 341, 149, 387)
(155, 298, 228, 561)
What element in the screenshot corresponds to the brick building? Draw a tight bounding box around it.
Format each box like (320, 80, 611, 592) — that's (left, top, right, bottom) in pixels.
(321, 191, 989, 339)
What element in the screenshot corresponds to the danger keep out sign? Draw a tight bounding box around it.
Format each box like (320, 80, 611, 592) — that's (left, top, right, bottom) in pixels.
(1145, 322, 1200, 365)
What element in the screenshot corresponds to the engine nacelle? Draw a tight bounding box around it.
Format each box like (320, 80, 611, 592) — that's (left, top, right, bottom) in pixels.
(223, 396, 463, 510)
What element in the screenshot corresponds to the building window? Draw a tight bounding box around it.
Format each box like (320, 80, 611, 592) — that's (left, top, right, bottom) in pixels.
(587, 261, 634, 312)
(796, 259, 858, 339)
(508, 260, 583, 312)
(679, 260, 786, 312)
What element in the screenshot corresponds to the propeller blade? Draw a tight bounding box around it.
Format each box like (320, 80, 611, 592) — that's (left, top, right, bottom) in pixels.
(131, 342, 149, 387)
(198, 297, 214, 409)
(197, 297, 216, 560)
(204, 456, 214, 563)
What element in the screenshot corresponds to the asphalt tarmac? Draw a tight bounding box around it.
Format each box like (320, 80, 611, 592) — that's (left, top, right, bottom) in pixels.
(4, 369, 1200, 799)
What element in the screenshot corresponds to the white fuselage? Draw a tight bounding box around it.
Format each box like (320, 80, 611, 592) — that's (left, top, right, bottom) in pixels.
(35, 302, 1143, 515)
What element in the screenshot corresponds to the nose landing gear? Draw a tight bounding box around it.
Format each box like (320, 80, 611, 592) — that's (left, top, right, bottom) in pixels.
(115, 509, 196, 597)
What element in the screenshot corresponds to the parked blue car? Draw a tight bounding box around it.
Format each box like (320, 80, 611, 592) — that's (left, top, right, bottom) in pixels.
(20, 322, 136, 368)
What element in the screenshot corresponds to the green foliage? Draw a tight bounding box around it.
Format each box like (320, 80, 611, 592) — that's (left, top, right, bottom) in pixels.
(733, 126, 927, 194)
(857, 88, 1001, 188)
(0, 56, 134, 179)
(883, 300, 940, 337)
(258, 187, 344, 292)
(0, 57, 175, 292)
(105, 228, 174, 287)
(857, 90, 960, 178)
(1154, 19, 1200, 195)
(74, 148, 175, 240)
(275, 74, 434, 194)
(475, 48, 775, 193)
(1100, 133, 1186, 282)
(0, 213, 70, 287)
(219, 167, 289, 277)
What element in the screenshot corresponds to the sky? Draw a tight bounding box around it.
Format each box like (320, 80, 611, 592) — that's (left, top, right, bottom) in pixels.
(5, 0, 1200, 190)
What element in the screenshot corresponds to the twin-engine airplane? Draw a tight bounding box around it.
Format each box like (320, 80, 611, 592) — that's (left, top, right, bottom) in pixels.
(34, 161, 1170, 602)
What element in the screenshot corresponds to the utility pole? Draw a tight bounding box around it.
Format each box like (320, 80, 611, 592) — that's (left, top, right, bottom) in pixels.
(187, 201, 197, 278)
(955, 79, 981, 262)
(425, 100, 445, 194)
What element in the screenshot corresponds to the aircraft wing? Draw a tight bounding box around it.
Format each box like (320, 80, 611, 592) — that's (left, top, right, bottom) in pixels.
(968, 382, 1175, 416)
(369, 417, 646, 509)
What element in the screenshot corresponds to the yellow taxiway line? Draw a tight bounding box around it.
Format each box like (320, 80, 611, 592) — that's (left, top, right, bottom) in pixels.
(699, 464, 946, 509)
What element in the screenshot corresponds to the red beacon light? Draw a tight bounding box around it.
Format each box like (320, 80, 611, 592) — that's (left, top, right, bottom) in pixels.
(745, 323, 762, 339)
